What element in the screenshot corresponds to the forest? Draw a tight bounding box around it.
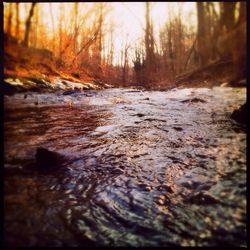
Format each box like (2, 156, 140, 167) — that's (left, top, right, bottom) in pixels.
(3, 2, 246, 89)
(3, 2, 246, 247)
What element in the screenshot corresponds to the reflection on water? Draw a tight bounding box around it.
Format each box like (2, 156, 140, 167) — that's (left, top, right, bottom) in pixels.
(4, 87, 246, 246)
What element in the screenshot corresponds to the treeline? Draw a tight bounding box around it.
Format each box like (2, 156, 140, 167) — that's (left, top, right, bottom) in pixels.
(134, 2, 246, 87)
(4, 3, 116, 81)
(4, 2, 246, 87)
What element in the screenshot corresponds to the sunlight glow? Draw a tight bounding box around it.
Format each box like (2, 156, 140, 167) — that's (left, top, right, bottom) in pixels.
(6, 2, 197, 66)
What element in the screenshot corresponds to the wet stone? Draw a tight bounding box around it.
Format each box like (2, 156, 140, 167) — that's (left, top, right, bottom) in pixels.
(63, 89, 81, 96)
(189, 191, 220, 205)
(173, 127, 183, 131)
(35, 147, 65, 170)
(138, 183, 152, 191)
(156, 184, 174, 193)
(134, 113, 146, 117)
(111, 168, 124, 175)
(230, 103, 246, 125)
(157, 196, 165, 206)
(181, 98, 206, 103)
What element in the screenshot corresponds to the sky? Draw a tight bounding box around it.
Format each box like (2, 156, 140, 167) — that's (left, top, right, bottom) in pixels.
(110, 2, 197, 65)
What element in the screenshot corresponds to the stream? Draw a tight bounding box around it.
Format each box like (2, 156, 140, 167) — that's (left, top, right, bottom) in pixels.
(4, 86, 246, 246)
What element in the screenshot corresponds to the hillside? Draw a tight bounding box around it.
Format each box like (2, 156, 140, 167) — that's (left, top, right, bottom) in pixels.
(3, 33, 110, 94)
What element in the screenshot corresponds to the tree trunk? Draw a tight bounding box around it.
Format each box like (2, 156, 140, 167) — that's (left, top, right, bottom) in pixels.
(98, 3, 103, 66)
(218, 2, 237, 60)
(197, 2, 207, 66)
(238, 2, 246, 26)
(220, 2, 236, 33)
(144, 2, 155, 83)
(15, 3, 19, 38)
(7, 3, 13, 35)
(23, 3, 37, 47)
(49, 3, 55, 53)
(59, 3, 63, 58)
(32, 6, 38, 48)
(145, 2, 154, 63)
(168, 25, 175, 80)
(123, 46, 129, 83)
(74, 3, 78, 54)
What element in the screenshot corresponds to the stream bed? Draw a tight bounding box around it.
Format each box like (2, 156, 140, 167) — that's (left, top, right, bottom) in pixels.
(4, 86, 246, 246)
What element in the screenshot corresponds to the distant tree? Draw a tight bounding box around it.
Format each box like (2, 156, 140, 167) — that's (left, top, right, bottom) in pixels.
(220, 2, 237, 33)
(238, 1, 246, 25)
(15, 3, 19, 38)
(73, 3, 79, 54)
(7, 3, 13, 35)
(197, 2, 208, 66)
(49, 3, 55, 52)
(143, 2, 158, 84)
(23, 3, 37, 46)
(122, 43, 130, 83)
(218, 2, 237, 60)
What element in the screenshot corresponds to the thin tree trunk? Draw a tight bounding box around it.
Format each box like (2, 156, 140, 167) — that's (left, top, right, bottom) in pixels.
(33, 5, 38, 48)
(74, 3, 78, 54)
(184, 37, 197, 71)
(59, 3, 63, 58)
(238, 2, 246, 26)
(123, 46, 129, 83)
(23, 3, 37, 46)
(15, 3, 19, 38)
(49, 3, 55, 53)
(197, 2, 207, 66)
(7, 3, 13, 35)
(71, 27, 101, 66)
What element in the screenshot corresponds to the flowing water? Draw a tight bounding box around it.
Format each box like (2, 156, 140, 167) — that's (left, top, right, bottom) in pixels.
(4, 86, 246, 246)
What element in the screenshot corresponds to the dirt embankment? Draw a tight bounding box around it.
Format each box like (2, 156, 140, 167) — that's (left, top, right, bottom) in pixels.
(3, 33, 110, 94)
(3, 33, 246, 94)
(174, 60, 246, 89)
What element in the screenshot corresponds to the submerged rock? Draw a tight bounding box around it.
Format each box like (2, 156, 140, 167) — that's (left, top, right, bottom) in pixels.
(173, 127, 183, 131)
(63, 89, 81, 95)
(1, 81, 20, 95)
(181, 97, 206, 103)
(35, 147, 64, 169)
(111, 168, 124, 175)
(231, 103, 246, 125)
(189, 191, 220, 205)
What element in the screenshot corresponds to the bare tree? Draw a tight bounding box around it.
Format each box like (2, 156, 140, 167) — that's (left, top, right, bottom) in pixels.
(73, 3, 79, 54)
(237, 1, 246, 26)
(144, 2, 156, 84)
(49, 3, 55, 52)
(220, 2, 237, 33)
(7, 3, 13, 35)
(15, 3, 19, 38)
(197, 2, 208, 66)
(23, 3, 37, 46)
(122, 42, 130, 83)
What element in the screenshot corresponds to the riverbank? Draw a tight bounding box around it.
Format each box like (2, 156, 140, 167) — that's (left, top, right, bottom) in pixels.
(4, 33, 246, 95)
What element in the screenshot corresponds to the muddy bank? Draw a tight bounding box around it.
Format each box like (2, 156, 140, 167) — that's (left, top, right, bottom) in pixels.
(4, 86, 246, 246)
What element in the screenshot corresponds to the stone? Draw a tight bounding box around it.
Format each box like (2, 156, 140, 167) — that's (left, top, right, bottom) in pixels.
(157, 197, 165, 205)
(231, 103, 246, 124)
(112, 168, 124, 175)
(63, 89, 81, 95)
(173, 127, 183, 131)
(35, 147, 64, 169)
(181, 98, 206, 103)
